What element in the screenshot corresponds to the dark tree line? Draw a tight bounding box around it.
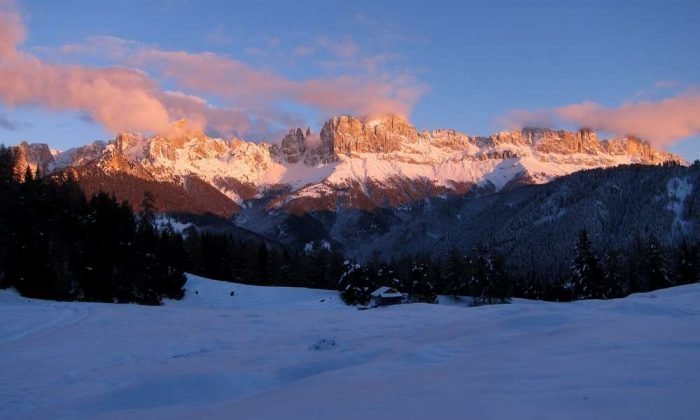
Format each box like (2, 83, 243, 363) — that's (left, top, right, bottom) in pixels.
(338, 229, 699, 306)
(563, 230, 700, 299)
(338, 246, 511, 306)
(183, 232, 345, 290)
(0, 146, 186, 305)
(0, 145, 350, 303)
(512, 229, 699, 302)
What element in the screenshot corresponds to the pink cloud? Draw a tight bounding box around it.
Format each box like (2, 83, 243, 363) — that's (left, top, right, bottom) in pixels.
(262, 35, 280, 48)
(0, 3, 425, 138)
(0, 22, 170, 133)
(292, 45, 316, 57)
(315, 36, 359, 58)
(291, 36, 359, 59)
(0, 2, 24, 55)
(499, 91, 700, 148)
(243, 47, 267, 57)
(112, 38, 425, 119)
(0, 6, 254, 136)
(204, 27, 234, 46)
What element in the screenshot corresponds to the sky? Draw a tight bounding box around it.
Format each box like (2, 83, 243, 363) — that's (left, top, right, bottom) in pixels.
(0, 0, 699, 160)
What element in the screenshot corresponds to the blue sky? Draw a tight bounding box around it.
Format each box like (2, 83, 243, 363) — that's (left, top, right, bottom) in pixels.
(1, 0, 698, 160)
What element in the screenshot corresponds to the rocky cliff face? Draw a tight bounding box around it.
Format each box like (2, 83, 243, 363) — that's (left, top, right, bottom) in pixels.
(53, 141, 107, 169)
(14, 142, 54, 177)
(279, 128, 307, 164)
(322, 114, 418, 155)
(277, 126, 334, 165)
(13, 115, 684, 215)
(603, 136, 673, 164)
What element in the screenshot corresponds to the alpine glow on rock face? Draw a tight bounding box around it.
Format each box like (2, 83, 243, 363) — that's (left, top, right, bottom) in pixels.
(1, 1, 699, 419)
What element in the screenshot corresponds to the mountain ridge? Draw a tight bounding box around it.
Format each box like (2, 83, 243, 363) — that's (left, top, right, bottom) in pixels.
(11, 114, 684, 215)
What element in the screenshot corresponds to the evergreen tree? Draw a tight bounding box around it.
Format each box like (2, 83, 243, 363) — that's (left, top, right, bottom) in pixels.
(154, 225, 188, 300)
(675, 240, 699, 285)
(470, 246, 490, 305)
(338, 261, 373, 305)
(601, 250, 624, 298)
(444, 247, 470, 298)
(0, 145, 17, 185)
(570, 229, 605, 299)
(642, 238, 671, 291)
(257, 243, 269, 284)
(409, 259, 437, 304)
(486, 252, 511, 304)
(625, 237, 646, 294)
(468, 246, 511, 305)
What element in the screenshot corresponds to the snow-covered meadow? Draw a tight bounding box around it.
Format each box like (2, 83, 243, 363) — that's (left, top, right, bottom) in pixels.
(1, 275, 699, 419)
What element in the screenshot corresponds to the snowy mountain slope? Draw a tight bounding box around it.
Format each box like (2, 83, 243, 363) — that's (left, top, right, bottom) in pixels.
(13, 115, 683, 215)
(234, 163, 700, 280)
(270, 119, 681, 212)
(1, 274, 699, 419)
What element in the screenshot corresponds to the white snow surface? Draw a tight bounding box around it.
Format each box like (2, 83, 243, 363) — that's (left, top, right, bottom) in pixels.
(154, 216, 194, 234)
(1, 275, 699, 419)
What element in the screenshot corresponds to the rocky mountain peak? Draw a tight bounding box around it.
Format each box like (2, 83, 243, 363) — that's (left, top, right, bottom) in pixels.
(115, 133, 147, 155)
(53, 141, 107, 170)
(280, 128, 307, 164)
(320, 114, 419, 156)
(14, 141, 54, 177)
(278, 125, 334, 165)
(524, 127, 604, 154)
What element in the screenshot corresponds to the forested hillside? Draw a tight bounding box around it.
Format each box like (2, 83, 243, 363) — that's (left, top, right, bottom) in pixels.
(2, 144, 698, 306)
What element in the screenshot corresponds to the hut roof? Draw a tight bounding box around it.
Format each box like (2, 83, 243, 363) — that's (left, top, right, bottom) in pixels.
(371, 286, 403, 298)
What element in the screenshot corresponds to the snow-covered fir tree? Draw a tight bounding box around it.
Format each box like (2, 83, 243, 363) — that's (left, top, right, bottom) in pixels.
(338, 261, 373, 305)
(373, 264, 402, 291)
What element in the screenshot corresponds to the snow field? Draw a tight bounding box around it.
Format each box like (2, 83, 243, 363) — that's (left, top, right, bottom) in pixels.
(1, 275, 698, 419)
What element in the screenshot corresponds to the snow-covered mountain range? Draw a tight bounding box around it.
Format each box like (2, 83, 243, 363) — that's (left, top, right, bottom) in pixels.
(13, 114, 682, 215)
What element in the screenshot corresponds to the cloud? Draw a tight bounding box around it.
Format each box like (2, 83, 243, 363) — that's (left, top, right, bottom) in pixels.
(243, 47, 267, 57)
(653, 80, 680, 90)
(315, 36, 358, 58)
(292, 45, 315, 58)
(0, 6, 242, 135)
(262, 35, 280, 48)
(204, 27, 234, 46)
(291, 36, 359, 59)
(499, 91, 700, 148)
(497, 109, 557, 131)
(66, 36, 426, 120)
(0, 3, 425, 138)
(0, 42, 170, 134)
(353, 13, 427, 45)
(0, 112, 28, 130)
(0, 0, 24, 55)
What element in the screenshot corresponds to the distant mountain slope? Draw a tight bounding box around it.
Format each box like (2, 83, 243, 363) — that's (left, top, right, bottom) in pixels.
(235, 163, 699, 281)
